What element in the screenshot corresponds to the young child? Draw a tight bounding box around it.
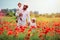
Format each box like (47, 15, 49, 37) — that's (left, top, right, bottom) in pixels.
(30, 18, 36, 28)
(16, 2, 22, 23)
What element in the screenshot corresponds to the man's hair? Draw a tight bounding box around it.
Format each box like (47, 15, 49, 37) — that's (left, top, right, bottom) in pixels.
(24, 5, 28, 8)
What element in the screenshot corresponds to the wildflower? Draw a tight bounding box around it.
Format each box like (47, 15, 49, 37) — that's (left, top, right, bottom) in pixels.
(0, 27, 4, 35)
(7, 30, 14, 35)
(0, 27, 3, 31)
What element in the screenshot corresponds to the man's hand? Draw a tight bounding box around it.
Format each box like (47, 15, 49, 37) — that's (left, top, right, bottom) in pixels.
(27, 22, 30, 26)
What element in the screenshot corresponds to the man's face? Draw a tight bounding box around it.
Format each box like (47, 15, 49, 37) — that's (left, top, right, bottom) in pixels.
(23, 5, 28, 11)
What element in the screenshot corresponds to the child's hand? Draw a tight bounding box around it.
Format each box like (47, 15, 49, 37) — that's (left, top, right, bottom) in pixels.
(20, 18, 22, 21)
(19, 13, 23, 17)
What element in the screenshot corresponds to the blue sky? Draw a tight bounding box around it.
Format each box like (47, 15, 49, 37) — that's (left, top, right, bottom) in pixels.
(0, 0, 60, 14)
(0, 0, 23, 9)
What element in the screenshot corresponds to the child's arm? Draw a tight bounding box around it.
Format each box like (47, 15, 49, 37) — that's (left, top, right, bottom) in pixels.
(15, 9, 19, 22)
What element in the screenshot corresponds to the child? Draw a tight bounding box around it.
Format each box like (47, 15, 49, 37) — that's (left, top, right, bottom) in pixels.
(16, 2, 22, 23)
(30, 18, 36, 28)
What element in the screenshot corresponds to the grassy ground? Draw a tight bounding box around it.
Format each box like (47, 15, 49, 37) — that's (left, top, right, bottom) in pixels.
(1, 16, 60, 22)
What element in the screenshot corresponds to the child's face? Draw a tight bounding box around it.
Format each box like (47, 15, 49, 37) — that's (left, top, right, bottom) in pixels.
(18, 3, 21, 8)
(32, 19, 35, 23)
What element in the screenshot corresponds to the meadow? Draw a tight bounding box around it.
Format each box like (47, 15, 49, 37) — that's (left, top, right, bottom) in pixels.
(0, 16, 60, 40)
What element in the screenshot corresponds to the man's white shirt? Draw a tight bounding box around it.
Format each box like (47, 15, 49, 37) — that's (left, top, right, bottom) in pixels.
(16, 8, 30, 26)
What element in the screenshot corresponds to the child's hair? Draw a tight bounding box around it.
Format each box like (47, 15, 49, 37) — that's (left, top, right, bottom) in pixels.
(24, 5, 28, 8)
(31, 18, 36, 23)
(18, 2, 21, 5)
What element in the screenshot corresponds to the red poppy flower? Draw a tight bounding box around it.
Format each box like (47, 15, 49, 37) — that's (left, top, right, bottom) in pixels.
(3, 26, 9, 30)
(20, 26, 24, 29)
(0, 27, 4, 31)
(27, 33, 30, 37)
(44, 27, 50, 34)
(31, 26, 36, 29)
(53, 22, 60, 26)
(39, 32, 44, 38)
(19, 26, 25, 32)
(7, 30, 14, 35)
(20, 28, 25, 32)
(37, 25, 40, 28)
(55, 29, 60, 34)
(28, 28, 31, 32)
(24, 26, 27, 29)
(14, 30, 19, 37)
(0, 32, 3, 35)
(0, 27, 4, 35)
(15, 27, 19, 31)
(50, 27, 55, 31)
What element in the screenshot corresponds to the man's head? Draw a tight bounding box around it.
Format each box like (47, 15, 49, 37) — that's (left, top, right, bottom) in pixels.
(23, 5, 28, 11)
(18, 2, 21, 8)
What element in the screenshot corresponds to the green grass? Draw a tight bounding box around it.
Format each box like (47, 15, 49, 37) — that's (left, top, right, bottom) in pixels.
(1, 16, 60, 22)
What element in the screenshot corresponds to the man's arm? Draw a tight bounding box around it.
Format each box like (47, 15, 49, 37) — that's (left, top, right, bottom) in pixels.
(27, 12, 31, 26)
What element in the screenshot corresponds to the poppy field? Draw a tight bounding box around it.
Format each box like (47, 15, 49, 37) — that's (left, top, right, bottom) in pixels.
(0, 16, 60, 40)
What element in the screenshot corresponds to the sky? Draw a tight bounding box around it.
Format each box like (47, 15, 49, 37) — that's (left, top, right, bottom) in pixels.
(0, 0, 60, 14)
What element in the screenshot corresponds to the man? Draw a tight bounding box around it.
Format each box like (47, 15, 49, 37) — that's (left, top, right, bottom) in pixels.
(16, 4, 31, 27)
